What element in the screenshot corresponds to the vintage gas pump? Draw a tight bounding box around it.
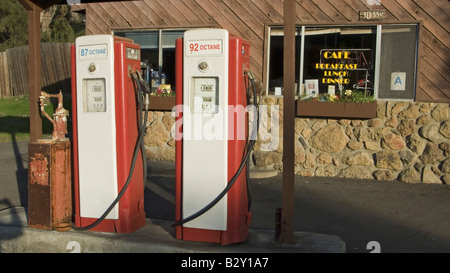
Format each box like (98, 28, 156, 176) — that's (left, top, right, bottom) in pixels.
(71, 35, 148, 233)
(174, 29, 257, 245)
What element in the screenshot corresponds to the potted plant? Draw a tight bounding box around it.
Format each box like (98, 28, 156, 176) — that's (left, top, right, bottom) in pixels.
(296, 89, 377, 119)
(148, 84, 176, 111)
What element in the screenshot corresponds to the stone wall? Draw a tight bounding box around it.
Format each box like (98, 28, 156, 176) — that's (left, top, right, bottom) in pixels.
(143, 111, 176, 162)
(143, 99, 450, 185)
(254, 98, 450, 185)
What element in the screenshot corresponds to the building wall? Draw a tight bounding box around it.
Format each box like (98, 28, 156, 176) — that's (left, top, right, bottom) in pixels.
(72, 0, 450, 103)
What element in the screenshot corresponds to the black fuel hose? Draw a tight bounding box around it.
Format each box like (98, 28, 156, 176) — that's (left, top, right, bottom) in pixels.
(73, 72, 149, 231)
(172, 71, 259, 227)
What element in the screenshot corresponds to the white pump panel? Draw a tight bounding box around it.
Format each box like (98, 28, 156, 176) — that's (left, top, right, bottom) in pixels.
(182, 29, 229, 230)
(75, 35, 118, 219)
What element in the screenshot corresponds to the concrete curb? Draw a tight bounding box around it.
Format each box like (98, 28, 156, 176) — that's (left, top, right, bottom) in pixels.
(0, 207, 345, 253)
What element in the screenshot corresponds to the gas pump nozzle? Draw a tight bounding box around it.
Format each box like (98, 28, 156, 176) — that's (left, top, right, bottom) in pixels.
(130, 69, 151, 111)
(130, 68, 151, 94)
(138, 77, 151, 95)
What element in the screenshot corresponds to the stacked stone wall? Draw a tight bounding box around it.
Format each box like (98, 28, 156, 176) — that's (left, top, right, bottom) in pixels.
(143, 111, 176, 162)
(143, 99, 450, 185)
(254, 98, 450, 185)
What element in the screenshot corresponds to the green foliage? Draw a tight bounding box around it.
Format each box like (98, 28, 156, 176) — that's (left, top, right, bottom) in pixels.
(301, 90, 375, 103)
(0, 0, 85, 51)
(0, 0, 28, 51)
(42, 5, 84, 43)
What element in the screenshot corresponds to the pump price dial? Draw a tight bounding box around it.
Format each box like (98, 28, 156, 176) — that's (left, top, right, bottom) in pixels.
(192, 77, 218, 114)
(201, 84, 214, 92)
(83, 78, 106, 113)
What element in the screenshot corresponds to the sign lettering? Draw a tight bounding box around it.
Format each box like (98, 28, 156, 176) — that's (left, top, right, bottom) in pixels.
(316, 49, 373, 85)
(391, 72, 406, 91)
(186, 40, 223, 56)
(359, 10, 387, 21)
(79, 44, 108, 60)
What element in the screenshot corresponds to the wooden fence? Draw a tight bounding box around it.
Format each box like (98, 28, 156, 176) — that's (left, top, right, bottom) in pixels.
(0, 43, 72, 98)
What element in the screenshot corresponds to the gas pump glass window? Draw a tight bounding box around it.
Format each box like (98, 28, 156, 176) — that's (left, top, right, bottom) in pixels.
(266, 24, 418, 101)
(82, 78, 106, 112)
(113, 29, 186, 94)
(192, 77, 219, 114)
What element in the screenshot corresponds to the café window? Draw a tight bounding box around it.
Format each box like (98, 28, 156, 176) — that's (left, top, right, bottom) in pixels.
(266, 24, 419, 101)
(114, 29, 186, 95)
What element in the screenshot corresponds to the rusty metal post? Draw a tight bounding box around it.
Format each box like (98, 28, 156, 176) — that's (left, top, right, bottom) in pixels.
(280, 0, 296, 244)
(28, 141, 72, 231)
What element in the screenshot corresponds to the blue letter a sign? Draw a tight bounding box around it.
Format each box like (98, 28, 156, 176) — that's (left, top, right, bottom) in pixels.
(391, 72, 406, 91)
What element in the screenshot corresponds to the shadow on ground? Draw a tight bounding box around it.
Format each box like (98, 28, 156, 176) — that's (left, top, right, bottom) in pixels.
(144, 161, 450, 253)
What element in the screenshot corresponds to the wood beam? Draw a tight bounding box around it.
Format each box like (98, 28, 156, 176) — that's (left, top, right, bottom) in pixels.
(28, 6, 42, 141)
(18, 0, 63, 11)
(17, 0, 34, 11)
(25, 2, 43, 141)
(17, 1, 69, 141)
(280, 0, 296, 244)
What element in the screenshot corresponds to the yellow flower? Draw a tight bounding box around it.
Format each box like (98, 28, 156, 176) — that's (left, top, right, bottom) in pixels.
(345, 89, 352, 96)
(329, 94, 337, 101)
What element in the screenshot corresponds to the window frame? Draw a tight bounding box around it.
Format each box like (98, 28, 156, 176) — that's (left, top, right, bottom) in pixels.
(264, 23, 420, 101)
(112, 28, 188, 88)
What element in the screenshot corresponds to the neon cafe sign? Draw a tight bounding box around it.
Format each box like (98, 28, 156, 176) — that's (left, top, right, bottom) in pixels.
(316, 49, 373, 84)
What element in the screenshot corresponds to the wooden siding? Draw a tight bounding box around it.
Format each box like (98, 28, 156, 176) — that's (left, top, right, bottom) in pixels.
(72, 0, 449, 103)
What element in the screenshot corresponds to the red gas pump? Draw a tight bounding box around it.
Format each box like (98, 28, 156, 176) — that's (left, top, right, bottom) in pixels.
(71, 35, 147, 233)
(174, 29, 256, 245)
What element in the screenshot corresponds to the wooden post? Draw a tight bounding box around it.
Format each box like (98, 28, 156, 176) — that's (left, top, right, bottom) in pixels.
(280, 0, 296, 244)
(27, 3, 43, 142)
(18, 0, 62, 141)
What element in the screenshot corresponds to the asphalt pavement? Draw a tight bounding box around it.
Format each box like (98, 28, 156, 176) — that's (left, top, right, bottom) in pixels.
(1, 140, 450, 254)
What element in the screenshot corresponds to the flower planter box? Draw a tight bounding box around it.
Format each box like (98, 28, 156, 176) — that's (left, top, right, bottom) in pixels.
(148, 96, 176, 111)
(296, 100, 377, 119)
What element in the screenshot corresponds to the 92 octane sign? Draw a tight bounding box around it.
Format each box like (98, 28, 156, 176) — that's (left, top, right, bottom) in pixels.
(186, 40, 223, 56)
